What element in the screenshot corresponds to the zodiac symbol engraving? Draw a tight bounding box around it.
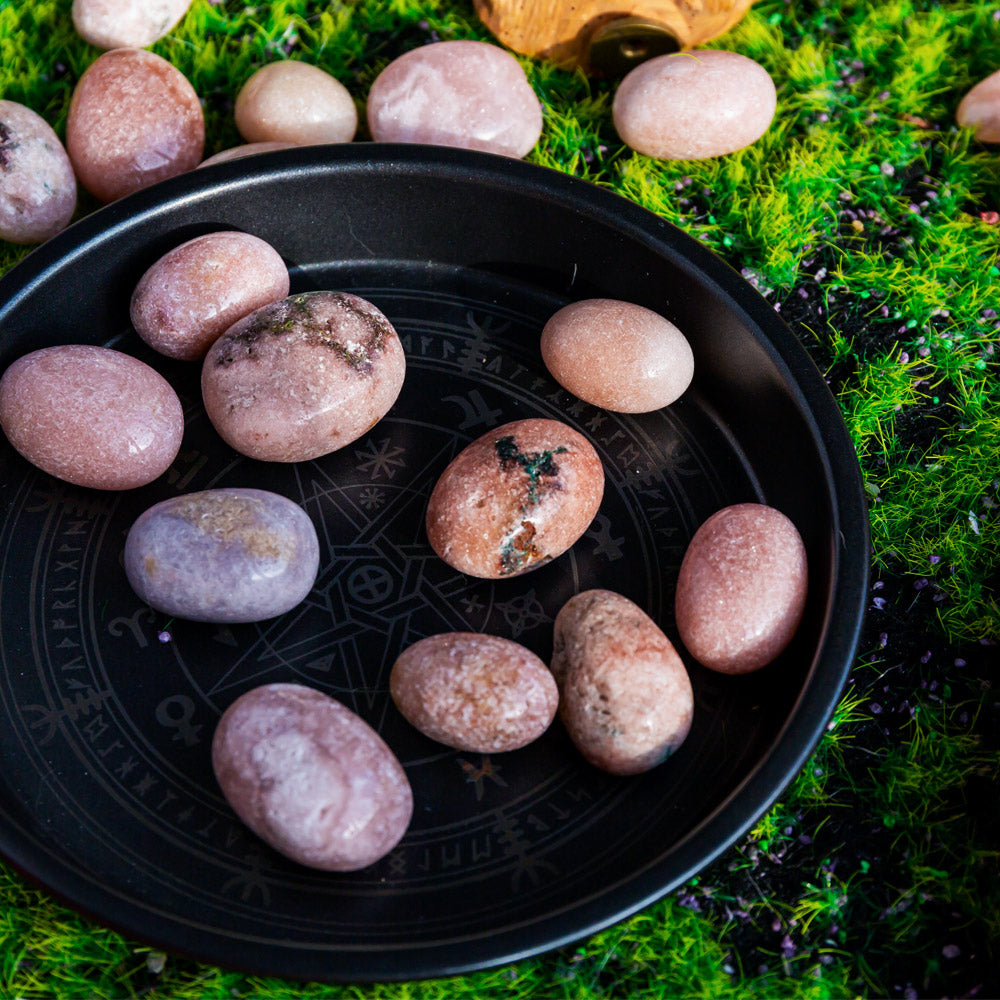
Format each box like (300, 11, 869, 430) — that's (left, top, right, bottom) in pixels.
(154, 695, 202, 747)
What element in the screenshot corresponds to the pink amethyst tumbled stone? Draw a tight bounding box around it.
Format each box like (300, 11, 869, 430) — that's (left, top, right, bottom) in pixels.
(124, 488, 320, 623)
(613, 49, 776, 160)
(66, 48, 205, 202)
(198, 141, 298, 168)
(0, 100, 77, 245)
(0, 344, 183, 490)
(957, 67, 1000, 143)
(72, 0, 193, 50)
(130, 231, 290, 361)
(366, 40, 543, 158)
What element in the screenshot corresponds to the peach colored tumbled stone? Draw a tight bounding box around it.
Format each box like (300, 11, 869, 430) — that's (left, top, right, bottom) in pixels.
(957, 67, 1000, 142)
(234, 62, 357, 145)
(675, 503, 808, 674)
(0, 100, 77, 244)
(541, 298, 694, 412)
(367, 40, 543, 158)
(201, 291, 406, 462)
(130, 231, 290, 361)
(198, 141, 298, 168)
(66, 48, 205, 202)
(613, 49, 776, 160)
(0, 344, 184, 490)
(72, 0, 192, 50)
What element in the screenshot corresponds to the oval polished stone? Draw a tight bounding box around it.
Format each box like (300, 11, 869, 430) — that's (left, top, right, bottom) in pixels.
(552, 589, 693, 775)
(425, 417, 604, 579)
(0, 344, 183, 490)
(613, 49, 776, 160)
(390, 633, 559, 753)
(66, 48, 205, 202)
(130, 231, 290, 360)
(72, 0, 192, 50)
(235, 61, 357, 145)
(541, 298, 694, 412)
(0, 100, 77, 244)
(957, 67, 1000, 143)
(201, 291, 406, 462)
(212, 683, 413, 871)
(675, 503, 808, 673)
(124, 488, 319, 623)
(198, 141, 297, 168)
(367, 40, 543, 158)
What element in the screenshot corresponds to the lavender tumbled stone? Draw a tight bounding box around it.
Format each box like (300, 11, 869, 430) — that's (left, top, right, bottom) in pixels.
(124, 488, 320, 623)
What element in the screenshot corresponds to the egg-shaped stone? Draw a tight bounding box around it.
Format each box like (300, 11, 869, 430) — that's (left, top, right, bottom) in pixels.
(675, 502, 808, 673)
(541, 298, 694, 412)
(212, 683, 413, 871)
(72, 0, 192, 50)
(124, 488, 319, 623)
(613, 49, 776, 160)
(551, 589, 693, 775)
(0, 344, 183, 490)
(130, 231, 290, 361)
(367, 40, 543, 158)
(198, 141, 298, 168)
(0, 100, 77, 245)
(66, 47, 205, 202)
(391, 633, 559, 753)
(426, 417, 604, 579)
(235, 61, 357, 145)
(201, 291, 406, 462)
(957, 67, 1000, 143)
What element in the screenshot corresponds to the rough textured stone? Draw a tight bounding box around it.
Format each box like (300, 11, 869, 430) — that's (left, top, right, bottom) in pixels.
(391, 633, 559, 752)
(124, 488, 319, 623)
(957, 67, 1000, 143)
(66, 48, 204, 202)
(675, 502, 808, 674)
(0, 344, 183, 490)
(198, 141, 297, 168)
(613, 49, 776, 160)
(367, 39, 543, 158)
(235, 61, 357, 145)
(0, 100, 76, 245)
(130, 231, 290, 361)
(212, 683, 413, 871)
(72, 0, 192, 50)
(541, 298, 694, 412)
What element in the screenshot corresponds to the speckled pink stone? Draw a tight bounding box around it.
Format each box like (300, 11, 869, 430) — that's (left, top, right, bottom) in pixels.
(130, 231, 290, 361)
(541, 298, 694, 412)
(613, 49, 777, 160)
(957, 67, 1000, 142)
(366, 40, 543, 158)
(235, 62, 357, 145)
(66, 48, 205, 202)
(198, 141, 298, 168)
(674, 503, 808, 674)
(201, 291, 406, 462)
(390, 633, 559, 753)
(0, 344, 184, 490)
(0, 100, 77, 245)
(72, 0, 192, 50)
(212, 683, 413, 871)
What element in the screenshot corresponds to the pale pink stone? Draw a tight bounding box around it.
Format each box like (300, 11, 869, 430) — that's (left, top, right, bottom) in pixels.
(198, 141, 298, 168)
(201, 291, 406, 462)
(66, 48, 205, 203)
(0, 344, 184, 490)
(367, 40, 543, 158)
(72, 0, 192, 50)
(0, 100, 77, 244)
(675, 503, 808, 674)
(130, 231, 290, 361)
(390, 633, 559, 752)
(613, 49, 777, 160)
(957, 67, 1000, 142)
(212, 683, 413, 871)
(541, 298, 694, 412)
(234, 62, 357, 145)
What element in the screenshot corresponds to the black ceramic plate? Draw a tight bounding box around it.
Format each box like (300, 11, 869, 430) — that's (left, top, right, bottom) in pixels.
(0, 145, 868, 982)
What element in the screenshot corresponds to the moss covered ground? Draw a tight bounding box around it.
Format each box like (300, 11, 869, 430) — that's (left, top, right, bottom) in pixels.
(0, 0, 998, 997)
